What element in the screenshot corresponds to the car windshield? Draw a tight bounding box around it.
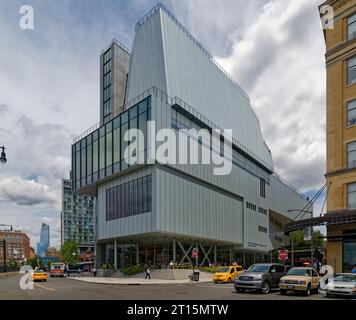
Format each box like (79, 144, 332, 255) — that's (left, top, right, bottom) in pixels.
(287, 268, 310, 276)
(334, 274, 356, 282)
(247, 265, 270, 273)
(35, 270, 44, 273)
(217, 268, 230, 273)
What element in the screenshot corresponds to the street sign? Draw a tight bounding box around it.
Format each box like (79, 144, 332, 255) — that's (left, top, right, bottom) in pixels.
(192, 248, 199, 258)
(278, 249, 288, 261)
(304, 227, 313, 241)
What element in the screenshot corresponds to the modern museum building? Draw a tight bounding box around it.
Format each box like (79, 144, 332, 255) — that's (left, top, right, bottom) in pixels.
(71, 4, 310, 269)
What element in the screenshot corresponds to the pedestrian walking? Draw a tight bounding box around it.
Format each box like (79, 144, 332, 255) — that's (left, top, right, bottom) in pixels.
(145, 267, 151, 279)
(352, 264, 356, 274)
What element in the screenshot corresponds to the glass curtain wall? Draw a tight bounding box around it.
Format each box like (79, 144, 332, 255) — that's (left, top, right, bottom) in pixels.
(72, 97, 151, 190)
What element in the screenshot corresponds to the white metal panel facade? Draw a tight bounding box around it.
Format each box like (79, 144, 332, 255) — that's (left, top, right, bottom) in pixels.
(126, 7, 273, 169)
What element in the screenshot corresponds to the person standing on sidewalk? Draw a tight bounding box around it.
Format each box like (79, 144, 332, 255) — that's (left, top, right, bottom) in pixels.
(145, 267, 151, 279)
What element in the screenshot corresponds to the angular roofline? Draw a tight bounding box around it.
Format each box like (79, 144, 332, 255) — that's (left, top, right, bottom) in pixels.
(135, 3, 250, 100)
(100, 38, 131, 55)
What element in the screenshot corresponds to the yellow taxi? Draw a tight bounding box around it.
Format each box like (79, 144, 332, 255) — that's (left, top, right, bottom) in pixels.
(32, 270, 48, 282)
(213, 266, 244, 283)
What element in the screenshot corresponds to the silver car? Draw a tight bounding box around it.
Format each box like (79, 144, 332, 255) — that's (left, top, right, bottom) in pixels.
(234, 263, 286, 294)
(326, 273, 356, 298)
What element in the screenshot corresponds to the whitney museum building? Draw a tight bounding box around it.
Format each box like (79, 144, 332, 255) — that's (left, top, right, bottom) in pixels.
(71, 4, 310, 269)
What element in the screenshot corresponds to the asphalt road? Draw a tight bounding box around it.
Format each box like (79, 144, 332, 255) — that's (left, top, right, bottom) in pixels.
(0, 274, 341, 300)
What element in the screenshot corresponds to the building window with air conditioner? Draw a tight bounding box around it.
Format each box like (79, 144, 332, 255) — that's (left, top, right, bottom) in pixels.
(348, 14, 356, 41)
(347, 100, 356, 126)
(347, 141, 356, 168)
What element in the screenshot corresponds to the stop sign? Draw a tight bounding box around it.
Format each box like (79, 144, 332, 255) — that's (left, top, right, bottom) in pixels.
(192, 248, 199, 258)
(278, 249, 288, 261)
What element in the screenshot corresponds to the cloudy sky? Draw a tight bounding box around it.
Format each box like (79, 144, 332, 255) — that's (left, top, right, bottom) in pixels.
(0, 0, 326, 248)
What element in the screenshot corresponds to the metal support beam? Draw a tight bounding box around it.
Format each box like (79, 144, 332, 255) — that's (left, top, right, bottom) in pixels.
(214, 246, 217, 265)
(114, 239, 117, 270)
(199, 244, 213, 267)
(136, 240, 139, 265)
(177, 241, 194, 265)
(173, 239, 176, 264)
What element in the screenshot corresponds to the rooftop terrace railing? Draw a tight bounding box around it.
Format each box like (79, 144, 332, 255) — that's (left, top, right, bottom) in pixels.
(100, 38, 131, 55)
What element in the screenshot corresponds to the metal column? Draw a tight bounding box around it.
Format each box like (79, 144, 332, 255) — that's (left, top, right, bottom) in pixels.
(214, 246, 217, 265)
(136, 240, 139, 265)
(173, 239, 176, 264)
(114, 239, 117, 270)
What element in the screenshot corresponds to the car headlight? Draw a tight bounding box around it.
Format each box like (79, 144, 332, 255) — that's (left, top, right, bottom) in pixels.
(299, 280, 306, 285)
(280, 279, 285, 284)
(254, 276, 262, 281)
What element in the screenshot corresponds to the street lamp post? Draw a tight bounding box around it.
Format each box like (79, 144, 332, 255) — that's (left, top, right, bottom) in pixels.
(0, 146, 7, 164)
(0, 146, 8, 272)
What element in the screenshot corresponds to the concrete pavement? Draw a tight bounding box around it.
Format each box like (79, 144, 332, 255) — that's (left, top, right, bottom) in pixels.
(0, 274, 336, 300)
(68, 276, 212, 285)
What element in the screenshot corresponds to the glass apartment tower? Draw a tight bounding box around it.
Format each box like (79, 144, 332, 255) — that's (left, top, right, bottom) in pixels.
(61, 178, 95, 248)
(37, 223, 50, 258)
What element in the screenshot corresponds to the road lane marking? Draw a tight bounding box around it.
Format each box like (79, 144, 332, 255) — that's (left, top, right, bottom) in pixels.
(34, 282, 56, 292)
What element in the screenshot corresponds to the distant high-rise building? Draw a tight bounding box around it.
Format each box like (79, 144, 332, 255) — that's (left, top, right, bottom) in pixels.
(37, 223, 50, 258)
(61, 178, 95, 247)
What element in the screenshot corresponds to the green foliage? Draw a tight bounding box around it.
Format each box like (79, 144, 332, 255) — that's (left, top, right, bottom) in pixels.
(120, 265, 146, 276)
(60, 241, 80, 264)
(291, 230, 325, 249)
(27, 258, 38, 269)
(199, 266, 222, 273)
(101, 263, 113, 270)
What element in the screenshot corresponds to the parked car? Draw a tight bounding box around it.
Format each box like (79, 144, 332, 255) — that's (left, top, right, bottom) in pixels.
(326, 273, 356, 299)
(234, 263, 286, 294)
(213, 265, 244, 283)
(279, 267, 320, 296)
(32, 270, 47, 282)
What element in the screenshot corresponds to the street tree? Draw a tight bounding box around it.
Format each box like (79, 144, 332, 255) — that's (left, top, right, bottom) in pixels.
(60, 241, 80, 264)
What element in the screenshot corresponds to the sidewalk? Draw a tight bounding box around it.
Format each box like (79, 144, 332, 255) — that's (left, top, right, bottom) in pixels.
(68, 276, 212, 285)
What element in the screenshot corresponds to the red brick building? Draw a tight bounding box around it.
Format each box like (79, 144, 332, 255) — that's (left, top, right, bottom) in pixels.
(0, 230, 30, 263)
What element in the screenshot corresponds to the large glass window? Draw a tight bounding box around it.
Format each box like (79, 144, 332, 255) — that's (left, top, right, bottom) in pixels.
(347, 100, 356, 126)
(347, 56, 356, 85)
(93, 139, 98, 173)
(348, 183, 356, 209)
(347, 141, 356, 168)
(72, 96, 151, 189)
(106, 131, 112, 167)
(348, 14, 356, 41)
(343, 234, 356, 272)
(106, 175, 152, 221)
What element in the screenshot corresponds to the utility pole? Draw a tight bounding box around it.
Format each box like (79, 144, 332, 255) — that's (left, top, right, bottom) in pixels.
(291, 232, 294, 267)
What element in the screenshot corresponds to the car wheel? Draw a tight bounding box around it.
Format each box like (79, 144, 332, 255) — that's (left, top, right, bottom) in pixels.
(228, 278, 232, 283)
(305, 284, 311, 296)
(261, 281, 270, 294)
(280, 289, 287, 295)
(236, 288, 245, 293)
(326, 292, 332, 298)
